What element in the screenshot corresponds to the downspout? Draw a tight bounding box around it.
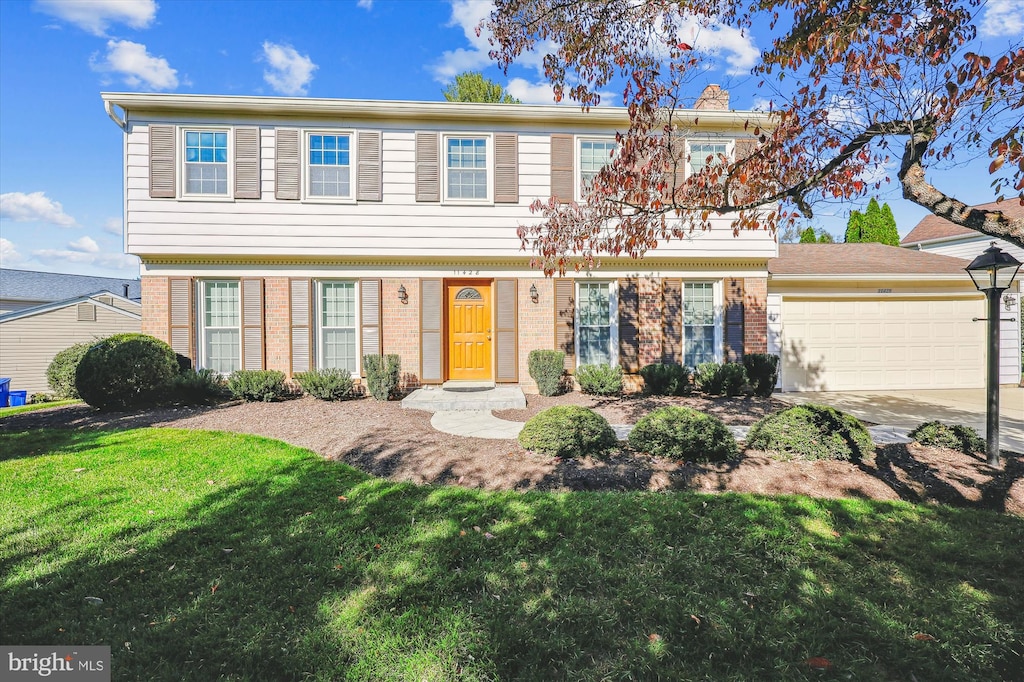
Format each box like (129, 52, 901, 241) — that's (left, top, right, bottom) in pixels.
(104, 100, 127, 131)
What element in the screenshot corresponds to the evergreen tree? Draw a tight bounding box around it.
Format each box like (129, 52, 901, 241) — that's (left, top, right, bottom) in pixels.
(799, 226, 818, 243)
(845, 199, 899, 245)
(816, 229, 835, 243)
(845, 210, 865, 242)
(878, 202, 900, 245)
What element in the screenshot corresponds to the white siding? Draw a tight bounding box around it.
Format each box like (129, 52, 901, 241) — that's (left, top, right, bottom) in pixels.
(914, 236, 1024, 263)
(0, 304, 141, 395)
(124, 122, 777, 260)
(0, 299, 47, 315)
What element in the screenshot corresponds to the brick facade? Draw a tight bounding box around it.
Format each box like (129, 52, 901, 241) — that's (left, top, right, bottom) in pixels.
(382, 278, 421, 390)
(516, 277, 554, 393)
(743, 277, 768, 355)
(638, 277, 663, 367)
(141, 276, 169, 342)
(264, 277, 290, 374)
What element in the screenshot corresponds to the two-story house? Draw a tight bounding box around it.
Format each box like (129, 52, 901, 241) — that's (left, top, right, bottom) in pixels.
(100, 88, 776, 392)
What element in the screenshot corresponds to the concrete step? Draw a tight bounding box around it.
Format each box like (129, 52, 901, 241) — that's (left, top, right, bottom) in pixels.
(401, 385, 527, 411)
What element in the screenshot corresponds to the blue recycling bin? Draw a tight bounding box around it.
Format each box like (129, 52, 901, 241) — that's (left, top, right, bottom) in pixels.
(0, 378, 9, 408)
(7, 390, 27, 407)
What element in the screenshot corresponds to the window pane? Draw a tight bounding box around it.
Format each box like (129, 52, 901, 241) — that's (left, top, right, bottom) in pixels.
(323, 329, 357, 372)
(321, 282, 355, 327)
(446, 137, 488, 199)
(205, 329, 240, 374)
(204, 281, 239, 327)
(310, 135, 323, 150)
(684, 326, 715, 367)
(578, 282, 612, 365)
(321, 282, 357, 372)
(185, 130, 228, 195)
(683, 282, 715, 367)
(579, 326, 611, 365)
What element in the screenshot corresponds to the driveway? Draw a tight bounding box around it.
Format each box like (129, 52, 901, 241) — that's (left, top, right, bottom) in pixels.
(777, 387, 1024, 454)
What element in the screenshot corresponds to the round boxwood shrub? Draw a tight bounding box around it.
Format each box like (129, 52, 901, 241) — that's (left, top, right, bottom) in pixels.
(909, 421, 985, 454)
(518, 405, 617, 457)
(639, 363, 691, 396)
(46, 341, 95, 399)
(528, 349, 566, 396)
(75, 334, 179, 409)
(628, 406, 738, 462)
(294, 367, 354, 401)
(746, 403, 874, 461)
(575, 363, 623, 396)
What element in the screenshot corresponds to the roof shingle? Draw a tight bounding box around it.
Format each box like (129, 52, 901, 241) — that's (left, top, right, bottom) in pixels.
(768, 243, 971, 276)
(901, 200, 1024, 245)
(0, 268, 141, 302)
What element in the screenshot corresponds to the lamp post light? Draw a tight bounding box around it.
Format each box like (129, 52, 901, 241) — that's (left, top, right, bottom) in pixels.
(965, 242, 1021, 468)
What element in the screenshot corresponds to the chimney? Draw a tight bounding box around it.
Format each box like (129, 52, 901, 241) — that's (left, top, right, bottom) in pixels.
(695, 84, 729, 111)
(123, 283, 130, 297)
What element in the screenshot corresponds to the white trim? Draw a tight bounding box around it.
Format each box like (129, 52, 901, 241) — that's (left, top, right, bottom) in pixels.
(303, 129, 357, 204)
(314, 279, 361, 374)
(769, 273, 971, 282)
(179, 126, 234, 200)
(103, 92, 776, 128)
(441, 133, 494, 205)
(574, 279, 618, 368)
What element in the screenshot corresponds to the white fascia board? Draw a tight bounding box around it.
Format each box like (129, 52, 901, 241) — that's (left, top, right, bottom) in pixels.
(100, 92, 775, 129)
(768, 273, 970, 283)
(0, 292, 141, 323)
(900, 233, 980, 248)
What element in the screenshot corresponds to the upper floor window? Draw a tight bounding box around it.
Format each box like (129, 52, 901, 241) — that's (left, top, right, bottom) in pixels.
(185, 131, 228, 195)
(688, 141, 731, 178)
(578, 138, 617, 197)
(308, 133, 352, 199)
(445, 136, 488, 200)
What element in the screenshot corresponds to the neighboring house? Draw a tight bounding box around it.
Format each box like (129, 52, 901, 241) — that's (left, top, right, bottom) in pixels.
(901, 202, 1023, 386)
(0, 292, 142, 394)
(101, 88, 774, 392)
(0, 268, 141, 315)
(767, 243, 1021, 390)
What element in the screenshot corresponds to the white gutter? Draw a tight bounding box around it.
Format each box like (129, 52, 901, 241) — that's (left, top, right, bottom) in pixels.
(901, 232, 981, 249)
(768, 273, 972, 282)
(104, 100, 127, 131)
(100, 92, 775, 128)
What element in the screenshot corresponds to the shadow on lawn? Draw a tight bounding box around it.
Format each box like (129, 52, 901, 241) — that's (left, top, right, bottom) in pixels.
(3, 429, 1023, 680)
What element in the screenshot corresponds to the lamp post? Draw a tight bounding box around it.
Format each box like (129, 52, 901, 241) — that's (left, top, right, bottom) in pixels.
(965, 242, 1021, 468)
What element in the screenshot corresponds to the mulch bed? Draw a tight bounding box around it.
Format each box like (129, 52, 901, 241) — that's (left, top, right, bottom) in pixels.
(3, 394, 1021, 514)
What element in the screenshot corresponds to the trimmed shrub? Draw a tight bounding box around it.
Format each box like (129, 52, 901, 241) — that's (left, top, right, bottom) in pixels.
(746, 403, 874, 461)
(227, 369, 286, 402)
(75, 334, 179, 409)
(295, 367, 355, 401)
(575, 363, 623, 396)
(628, 406, 738, 462)
(47, 342, 95, 399)
(29, 393, 56, 404)
(170, 368, 226, 405)
(694, 362, 747, 397)
(528, 349, 566, 396)
(639, 363, 691, 396)
(518, 405, 617, 457)
(743, 353, 779, 398)
(909, 421, 985, 454)
(364, 354, 401, 401)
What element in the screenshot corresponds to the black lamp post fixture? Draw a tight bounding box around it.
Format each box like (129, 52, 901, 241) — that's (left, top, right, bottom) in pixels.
(397, 284, 408, 304)
(965, 242, 1021, 468)
(529, 283, 539, 303)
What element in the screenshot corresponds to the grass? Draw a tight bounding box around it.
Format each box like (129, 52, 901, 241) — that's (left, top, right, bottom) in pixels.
(1, 428, 1022, 681)
(0, 399, 80, 418)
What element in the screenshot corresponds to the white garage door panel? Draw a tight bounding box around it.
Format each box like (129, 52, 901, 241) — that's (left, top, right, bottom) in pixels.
(781, 297, 985, 391)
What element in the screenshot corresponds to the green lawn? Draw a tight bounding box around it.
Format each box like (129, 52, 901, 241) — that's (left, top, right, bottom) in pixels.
(1, 428, 1022, 681)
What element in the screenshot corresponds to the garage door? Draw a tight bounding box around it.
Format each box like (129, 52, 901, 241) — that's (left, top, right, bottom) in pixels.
(780, 297, 985, 391)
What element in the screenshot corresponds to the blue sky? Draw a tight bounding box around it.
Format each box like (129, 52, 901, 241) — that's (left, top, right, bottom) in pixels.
(0, 0, 1020, 278)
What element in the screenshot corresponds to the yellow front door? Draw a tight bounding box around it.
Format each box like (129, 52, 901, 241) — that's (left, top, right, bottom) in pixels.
(447, 282, 492, 381)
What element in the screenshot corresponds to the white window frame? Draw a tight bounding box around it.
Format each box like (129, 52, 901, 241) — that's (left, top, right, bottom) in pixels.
(574, 279, 619, 368)
(304, 130, 356, 203)
(315, 280, 360, 373)
(686, 139, 734, 181)
(180, 127, 233, 200)
(197, 279, 241, 374)
(575, 135, 618, 202)
(441, 133, 494, 204)
(680, 280, 724, 367)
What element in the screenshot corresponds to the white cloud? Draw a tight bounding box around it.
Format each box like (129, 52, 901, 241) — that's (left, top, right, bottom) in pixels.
(980, 0, 1024, 37)
(32, 247, 139, 272)
(357, 0, 374, 8)
(91, 39, 178, 90)
(69, 236, 100, 253)
(261, 42, 317, 96)
(0, 238, 26, 266)
(103, 217, 123, 235)
(34, 0, 157, 36)
(432, 0, 495, 81)
(505, 78, 560, 104)
(0, 191, 77, 227)
(751, 97, 774, 112)
(681, 18, 760, 76)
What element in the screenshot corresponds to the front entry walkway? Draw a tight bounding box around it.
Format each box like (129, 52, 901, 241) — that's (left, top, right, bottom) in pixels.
(401, 384, 526, 411)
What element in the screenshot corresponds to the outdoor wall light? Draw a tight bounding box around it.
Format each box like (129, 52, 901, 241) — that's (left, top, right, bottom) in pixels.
(530, 283, 539, 303)
(965, 242, 1022, 469)
(397, 284, 408, 304)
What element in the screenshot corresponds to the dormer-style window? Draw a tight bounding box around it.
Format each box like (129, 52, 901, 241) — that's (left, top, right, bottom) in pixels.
(184, 131, 229, 195)
(308, 133, 353, 199)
